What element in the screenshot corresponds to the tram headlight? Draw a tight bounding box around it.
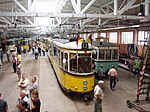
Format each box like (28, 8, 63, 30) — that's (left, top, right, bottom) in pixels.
(83, 80, 88, 85)
(83, 86, 88, 90)
(75, 87, 78, 90)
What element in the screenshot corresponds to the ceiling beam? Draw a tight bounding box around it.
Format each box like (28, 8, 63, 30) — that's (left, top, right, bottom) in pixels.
(0, 12, 140, 20)
(1, 17, 11, 25)
(14, 5, 33, 25)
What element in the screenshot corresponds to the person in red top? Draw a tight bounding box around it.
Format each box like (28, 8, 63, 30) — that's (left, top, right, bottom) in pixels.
(108, 65, 118, 91)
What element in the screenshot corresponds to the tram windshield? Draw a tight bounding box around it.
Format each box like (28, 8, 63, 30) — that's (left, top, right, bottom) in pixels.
(70, 53, 92, 73)
(22, 40, 28, 45)
(6, 40, 14, 45)
(98, 48, 119, 60)
(112, 49, 118, 60)
(99, 49, 105, 60)
(78, 54, 92, 73)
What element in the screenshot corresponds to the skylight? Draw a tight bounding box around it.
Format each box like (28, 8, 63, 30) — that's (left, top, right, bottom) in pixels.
(35, 1, 59, 33)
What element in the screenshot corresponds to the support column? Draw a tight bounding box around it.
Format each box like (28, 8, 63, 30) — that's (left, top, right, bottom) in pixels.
(145, 0, 149, 16)
(77, 0, 81, 14)
(98, 11, 101, 25)
(106, 31, 110, 42)
(118, 30, 121, 44)
(28, 0, 31, 12)
(114, 0, 118, 15)
(134, 29, 138, 45)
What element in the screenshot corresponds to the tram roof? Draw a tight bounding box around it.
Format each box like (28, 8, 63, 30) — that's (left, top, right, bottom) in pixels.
(92, 41, 118, 47)
(52, 38, 93, 50)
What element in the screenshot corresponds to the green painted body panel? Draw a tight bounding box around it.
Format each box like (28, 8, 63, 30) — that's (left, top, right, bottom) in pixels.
(94, 61, 118, 73)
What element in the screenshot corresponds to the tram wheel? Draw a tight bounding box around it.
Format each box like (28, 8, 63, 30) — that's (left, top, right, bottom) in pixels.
(126, 100, 132, 108)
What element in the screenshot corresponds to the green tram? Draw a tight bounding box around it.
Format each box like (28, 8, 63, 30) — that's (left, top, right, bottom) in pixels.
(92, 41, 119, 75)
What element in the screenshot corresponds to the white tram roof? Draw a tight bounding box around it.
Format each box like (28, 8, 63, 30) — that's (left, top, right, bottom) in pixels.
(92, 41, 118, 47)
(52, 38, 93, 50)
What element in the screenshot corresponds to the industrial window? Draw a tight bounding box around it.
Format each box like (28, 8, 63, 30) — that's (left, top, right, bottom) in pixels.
(109, 32, 117, 43)
(93, 33, 98, 40)
(121, 32, 133, 44)
(100, 33, 106, 38)
(138, 31, 148, 45)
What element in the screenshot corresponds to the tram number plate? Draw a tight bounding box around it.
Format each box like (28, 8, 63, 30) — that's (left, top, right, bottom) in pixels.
(82, 42, 88, 49)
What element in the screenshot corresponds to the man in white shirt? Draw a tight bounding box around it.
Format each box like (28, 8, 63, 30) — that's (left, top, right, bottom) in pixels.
(17, 90, 30, 111)
(94, 80, 104, 112)
(18, 73, 29, 95)
(108, 65, 118, 91)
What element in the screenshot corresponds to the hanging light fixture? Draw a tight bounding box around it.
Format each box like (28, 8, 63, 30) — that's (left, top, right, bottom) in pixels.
(137, 4, 145, 18)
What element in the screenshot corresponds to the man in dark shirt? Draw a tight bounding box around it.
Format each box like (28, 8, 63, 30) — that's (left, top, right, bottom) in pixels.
(31, 92, 41, 112)
(0, 93, 8, 112)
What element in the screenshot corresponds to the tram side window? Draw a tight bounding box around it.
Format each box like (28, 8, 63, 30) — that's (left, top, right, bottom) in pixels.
(93, 49, 97, 59)
(78, 54, 92, 73)
(56, 50, 60, 64)
(112, 49, 118, 60)
(58, 50, 61, 65)
(60, 52, 63, 67)
(53, 47, 57, 56)
(63, 53, 68, 70)
(70, 53, 77, 72)
(99, 49, 105, 60)
(50, 45, 53, 55)
(106, 49, 111, 60)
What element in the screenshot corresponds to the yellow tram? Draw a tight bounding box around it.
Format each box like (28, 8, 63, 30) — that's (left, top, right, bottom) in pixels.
(21, 39, 30, 53)
(5, 39, 16, 52)
(48, 38, 95, 96)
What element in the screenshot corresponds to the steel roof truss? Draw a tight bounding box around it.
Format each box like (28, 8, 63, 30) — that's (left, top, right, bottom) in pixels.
(81, 0, 97, 14)
(118, 0, 136, 15)
(70, 0, 77, 13)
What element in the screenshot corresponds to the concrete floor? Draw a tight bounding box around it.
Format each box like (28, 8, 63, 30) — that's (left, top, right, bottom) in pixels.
(0, 52, 150, 112)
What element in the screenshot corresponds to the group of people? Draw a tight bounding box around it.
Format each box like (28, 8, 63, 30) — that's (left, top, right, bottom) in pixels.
(94, 65, 118, 112)
(32, 43, 46, 59)
(15, 50, 40, 112)
(94, 57, 147, 112)
(0, 48, 41, 111)
(17, 73, 41, 112)
(0, 74, 41, 112)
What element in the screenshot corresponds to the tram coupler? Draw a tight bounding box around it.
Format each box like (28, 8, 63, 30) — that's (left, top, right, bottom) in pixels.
(83, 94, 91, 102)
